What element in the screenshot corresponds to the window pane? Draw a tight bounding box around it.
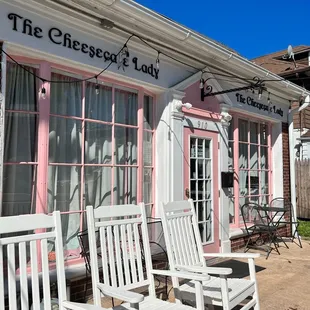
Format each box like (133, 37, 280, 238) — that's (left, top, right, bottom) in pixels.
(49, 117, 82, 163)
(260, 123, 268, 145)
(190, 138, 196, 157)
(2, 165, 37, 216)
(113, 167, 137, 204)
(48, 165, 81, 251)
(260, 171, 269, 195)
(85, 82, 112, 121)
(85, 166, 112, 207)
(115, 89, 138, 125)
(50, 73, 82, 117)
(197, 139, 204, 157)
(143, 131, 153, 166)
(143, 168, 152, 204)
(250, 145, 258, 170)
(115, 127, 137, 165)
(205, 139, 210, 158)
(239, 143, 248, 169)
(250, 171, 259, 195)
(239, 170, 248, 196)
(85, 122, 112, 164)
(250, 122, 258, 143)
(239, 119, 248, 142)
(4, 113, 37, 162)
(197, 201, 204, 222)
(144, 95, 154, 130)
(205, 159, 212, 179)
(6, 63, 38, 111)
(261, 147, 268, 169)
(260, 195, 269, 207)
(197, 159, 204, 179)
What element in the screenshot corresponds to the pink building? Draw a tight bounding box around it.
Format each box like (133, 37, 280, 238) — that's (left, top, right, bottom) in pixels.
(0, 0, 308, 303)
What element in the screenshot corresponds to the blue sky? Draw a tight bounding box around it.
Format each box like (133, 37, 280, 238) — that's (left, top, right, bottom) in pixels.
(135, 0, 310, 60)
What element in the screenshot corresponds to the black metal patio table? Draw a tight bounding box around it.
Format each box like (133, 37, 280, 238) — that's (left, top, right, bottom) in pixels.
(241, 203, 289, 259)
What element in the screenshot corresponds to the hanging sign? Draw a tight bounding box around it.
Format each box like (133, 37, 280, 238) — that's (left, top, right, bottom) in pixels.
(235, 93, 284, 118)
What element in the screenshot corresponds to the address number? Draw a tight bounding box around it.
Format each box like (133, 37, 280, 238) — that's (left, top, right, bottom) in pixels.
(197, 120, 208, 129)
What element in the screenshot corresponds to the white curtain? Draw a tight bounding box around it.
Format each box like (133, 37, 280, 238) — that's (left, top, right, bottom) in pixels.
(48, 73, 82, 255)
(114, 89, 138, 205)
(2, 62, 37, 217)
(84, 82, 113, 208)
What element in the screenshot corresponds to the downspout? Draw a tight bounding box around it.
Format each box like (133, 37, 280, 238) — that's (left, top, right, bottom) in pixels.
(288, 108, 297, 231)
(288, 101, 309, 232)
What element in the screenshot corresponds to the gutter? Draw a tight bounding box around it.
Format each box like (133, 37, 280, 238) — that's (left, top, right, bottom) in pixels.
(86, 0, 310, 99)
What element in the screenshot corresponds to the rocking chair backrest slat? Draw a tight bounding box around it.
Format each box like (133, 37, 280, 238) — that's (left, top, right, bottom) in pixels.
(86, 203, 153, 306)
(161, 200, 205, 269)
(0, 211, 67, 310)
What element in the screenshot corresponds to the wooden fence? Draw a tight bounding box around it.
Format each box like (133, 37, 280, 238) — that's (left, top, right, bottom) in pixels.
(295, 159, 310, 219)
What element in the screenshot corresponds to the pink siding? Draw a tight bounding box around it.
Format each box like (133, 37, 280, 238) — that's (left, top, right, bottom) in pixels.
(183, 81, 221, 113)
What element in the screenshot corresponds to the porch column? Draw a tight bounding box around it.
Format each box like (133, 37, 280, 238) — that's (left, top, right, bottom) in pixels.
(220, 118, 232, 253)
(170, 92, 185, 201)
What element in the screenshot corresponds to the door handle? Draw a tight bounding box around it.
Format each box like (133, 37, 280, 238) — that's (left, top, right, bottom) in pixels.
(185, 188, 190, 199)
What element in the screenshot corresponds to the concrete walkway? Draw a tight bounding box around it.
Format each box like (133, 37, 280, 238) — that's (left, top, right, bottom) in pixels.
(213, 239, 310, 310)
(89, 239, 310, 310)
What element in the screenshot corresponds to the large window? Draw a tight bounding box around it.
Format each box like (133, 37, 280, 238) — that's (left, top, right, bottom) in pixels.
(228, 116, 272, 226)
(2, 62, 38, 217)
(2, 62, 155, 263)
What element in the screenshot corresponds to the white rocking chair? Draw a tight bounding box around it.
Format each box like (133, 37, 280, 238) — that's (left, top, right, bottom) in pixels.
(160, 199, 261, 310)
(86, 203, 216, 310)
(0, 211, 110, 310)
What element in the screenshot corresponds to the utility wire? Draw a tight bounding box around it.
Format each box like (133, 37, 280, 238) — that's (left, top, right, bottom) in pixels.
(0, 33, 279, 85)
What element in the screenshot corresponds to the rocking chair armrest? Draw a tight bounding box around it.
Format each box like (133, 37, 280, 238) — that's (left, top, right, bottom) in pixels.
(176, 265, 232, 276)
(97, 283, 144, 303)
(203, 253, 260, 259)
(150, 269, 212, 281)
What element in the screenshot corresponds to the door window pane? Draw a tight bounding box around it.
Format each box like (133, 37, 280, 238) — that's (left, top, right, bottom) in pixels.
(188, 136, 213, 243)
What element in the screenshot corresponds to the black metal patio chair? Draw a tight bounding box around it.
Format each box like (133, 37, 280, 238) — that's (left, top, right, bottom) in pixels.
(270, 197, 302, 248)
(241, 202, 280, 259)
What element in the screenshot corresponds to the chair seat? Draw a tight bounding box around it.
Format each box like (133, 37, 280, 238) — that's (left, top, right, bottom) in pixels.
(180, 277, 256, 307)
